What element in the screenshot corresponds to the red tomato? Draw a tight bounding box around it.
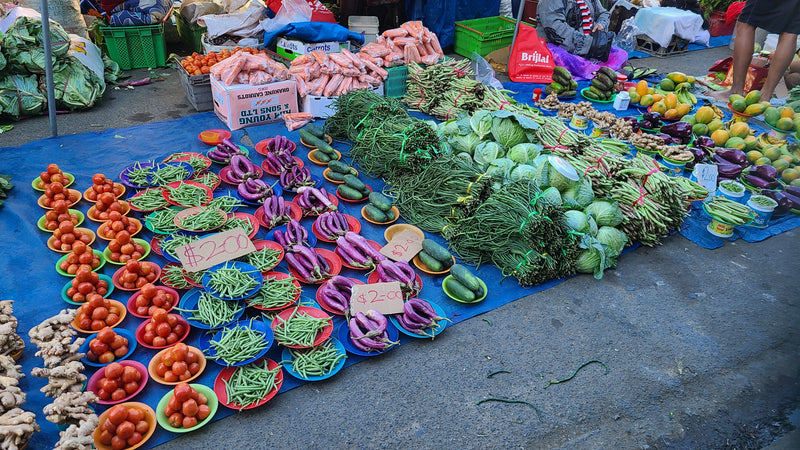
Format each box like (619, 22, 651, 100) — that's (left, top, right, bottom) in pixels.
(113, 345, 128, 358)
(196, 404, 211, 420)
(97, 388, 111, 401)
(99, 377, 118, 393)
(107, 405, 128, 425)
(110, 334, 128, 350)
(182, 415, 198, 429)
(171, 361, 187, 376)
(98, 429, 114, 445)
(156, 362, 169, 377)
(135, 419, 150, 435)
(151, 308, 168, 323)
(188, 362, 201, 375)
(164, 371, 179, 383)
(97, 327, 116, 344)
(172, 343, 188, 361)
(104, 362, 124, 379)
(167, 394, 182, 412)
(185, 350, 199, 365)
(111, 388, 127, 401)
(126, 408, 144, 424)
(111, 435, 127, 450)
(181, 398, 199, 417)
(168, 412, 184, 428)
(122, 366, 141, 383)
(156, 322, 172, 338)
(173, 383, 192, 403)
(124, 381, 139, 394)
(127, 431, 143, 447)
(89, 339, 108, 356)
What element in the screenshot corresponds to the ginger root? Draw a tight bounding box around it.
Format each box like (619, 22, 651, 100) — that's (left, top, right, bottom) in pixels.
(54, 415, 98, 450)
(0, 408, 39, 450)
(28, 309, 85, 368)
(43, 391, 97, 426)
(0, 356, 26, 414)
(0, 301, 24, 358)
(31, 361, 87, 398)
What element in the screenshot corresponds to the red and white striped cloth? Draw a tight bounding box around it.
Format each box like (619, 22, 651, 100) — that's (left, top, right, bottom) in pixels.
(576, 0, 594, 34)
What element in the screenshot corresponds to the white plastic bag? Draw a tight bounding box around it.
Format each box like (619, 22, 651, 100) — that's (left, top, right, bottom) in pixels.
(472, 52, 503, 90)
(180, 0, 225, 24)
(261, 0, 312, 33)
(200, 1, 267, 38)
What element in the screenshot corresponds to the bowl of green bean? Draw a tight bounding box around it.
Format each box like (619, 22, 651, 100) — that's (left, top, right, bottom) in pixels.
(201, 261, 263, 301)
(174, 206, 228, 233)
(270, 306, 333, 349)
(120, 161, 157, 189)
(199, 319, 274, 367)
(280, 338, 347, 381)
(146, 161, 194, 187)
(161, 181, 213, 208)
(213, 358, 283, 410)
(176, 289, 245, 330)
(127, 187, 168, 213)
(246, 271, 301, 311)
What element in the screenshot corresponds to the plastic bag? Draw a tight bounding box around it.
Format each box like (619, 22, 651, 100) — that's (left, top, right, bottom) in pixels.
(471, 52, 503, 90)
(261, 0, 311, 34)
(180, 0, 225, 24)
(201, 1, 267, 38)
(614, 17, 639, 53)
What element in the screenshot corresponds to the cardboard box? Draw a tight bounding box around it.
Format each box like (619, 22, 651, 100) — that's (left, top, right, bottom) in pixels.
(301, 84, 384, 118)
(210, 77, 298, 131)
(276, 37, 350, 60)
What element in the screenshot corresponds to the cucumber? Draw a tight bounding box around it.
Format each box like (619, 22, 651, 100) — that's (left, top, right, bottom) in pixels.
(382, 207, 397, 221)
(549, 81, 565, 93)
(360, 186, 372, 197)
(337, 184, 364, 200)
(325, 169, 346, 182)
(327, 160, 351, 174)
(305, 123, 325, 138)
(583, 89, 600, 100)
(316, 141, 337, 156)
(444, 277, 476, 302)
(418, 250, 445, 272)
(298, 129, 326, 148)
(343, 174, 366, 192)
(569, 78, 578, 90)
(592, 77, 611, 92)
(450, 264, 481, 293)
(364, 204, 387, 222)
(421, 238, 453, 265)
(560, 90, 577, 98)
(311, 149, 331, 163)
(368, 192, 393, 211)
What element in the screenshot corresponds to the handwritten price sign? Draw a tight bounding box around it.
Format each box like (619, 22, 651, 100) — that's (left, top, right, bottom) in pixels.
(176, 227, 256, 272)
(692, 163, 718, 193)
(380, 229, 423, 262)
(349, 281, 405, 316)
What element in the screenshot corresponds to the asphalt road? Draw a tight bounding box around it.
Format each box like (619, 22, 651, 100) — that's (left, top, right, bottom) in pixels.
(2, 45, 798, 449)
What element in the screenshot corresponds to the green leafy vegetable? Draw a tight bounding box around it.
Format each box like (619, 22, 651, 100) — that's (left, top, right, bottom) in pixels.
(491, 115, 527, 149)
(584, 200, 625, 227)
(596, 226, 627, 258)
(507, 143, 541, 164)
(563, 210, 590, 234)
(473, 141, 504, 168)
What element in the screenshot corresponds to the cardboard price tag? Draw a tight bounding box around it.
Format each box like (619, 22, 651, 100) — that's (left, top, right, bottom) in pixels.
(692, 164, 718, 194)
(176, 227, 256, 272)
(380, 229, 423, 262)
(349, 281, 405, 316)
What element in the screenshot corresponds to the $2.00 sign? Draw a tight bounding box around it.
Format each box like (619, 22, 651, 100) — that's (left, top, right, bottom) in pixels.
(380, 229, 423, 262)
(176, 227, 256, 272)
(349, 281, 405, 316)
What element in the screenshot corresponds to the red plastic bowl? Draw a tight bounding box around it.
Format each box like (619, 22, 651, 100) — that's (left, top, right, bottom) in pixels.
(86, 360, 148, 405)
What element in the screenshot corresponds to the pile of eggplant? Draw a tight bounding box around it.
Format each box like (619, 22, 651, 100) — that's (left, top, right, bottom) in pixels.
(313, 211, 351, 241)
(335, 232, 386, 269)
(393, 297, 448, 337)
(295, 186, 336, 215)
(761, 186, 800, 216)
(262, 135, 294, 154)
(280, 165, 316, 191)
(347, 310, 398, 353)
(208, 138, 248, 163)
(284, 244, 333, 283)
(638, 111, 662, 130)
(261, 195, 292, 228)
(742, 165, 781, 190)
(375, 259, 422, 297)
(273, 219, 312, 251)
(262, 149, 297, 174)
(316, 275, 358, 314)
(658, 121, 693, 146)
(712, 147, 750, 180)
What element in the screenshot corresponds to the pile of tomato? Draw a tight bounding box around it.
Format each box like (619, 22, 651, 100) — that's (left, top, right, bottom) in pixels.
(100, 211, 139, 240)
(86, 173, 124, 202)
(132, 283, 175, 317)
(59, 241, 101, 275)
(93, 193, 127, 222)
(36, 163, 69, 189)
(66, 269, 110, 304)
(163, 383, 211, 429)
(154, 343, 202, 383)
(86, 327, 130, 364)
(43, 199, 80, 231)
(180, 47, 267, 76)
(51, 220, 92, 252)
(76, 293, 122, 330)
(141, 308, 186, 348)
(95, 362, 143, 402)
(41, 181, 80, 208)
(107, 230, 146, 263)
(97, 403, 150, 449)
(117, 260, 158, 290)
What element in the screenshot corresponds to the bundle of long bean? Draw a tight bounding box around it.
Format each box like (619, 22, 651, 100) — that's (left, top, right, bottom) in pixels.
(223, 359, 281, 410)
(387, 154, 492, 234)
(324, 90, 407, 141)
(348, 116, 443, 177)
(286, 339, 346, 378)
(404, 61, 543, 121)
(208, 320, 269, 365)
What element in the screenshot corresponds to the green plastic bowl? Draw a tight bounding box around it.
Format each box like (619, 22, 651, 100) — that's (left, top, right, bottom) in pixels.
(156, 383, 218, 433)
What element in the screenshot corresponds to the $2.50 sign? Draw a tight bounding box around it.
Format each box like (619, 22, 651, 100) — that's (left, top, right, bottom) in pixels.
(176, 227, 256, 272)
(349, 281, 405, 316)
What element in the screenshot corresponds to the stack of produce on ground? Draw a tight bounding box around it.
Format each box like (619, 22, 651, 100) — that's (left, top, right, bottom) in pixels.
(546, 66, 578, 98)
(358, 21, 444, 67)
(0, 354, 38, 450)
(210, 51, 291, 86)
(583, 67, 618, 101)
(290, 49, 386, 98)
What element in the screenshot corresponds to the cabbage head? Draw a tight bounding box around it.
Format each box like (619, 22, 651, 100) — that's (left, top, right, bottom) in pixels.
(473, 141, 505, 168)
(584, 200, 624, 227)
(448, 132, 483, 155)
(470, 110, 494, 140)
(563, 210, 590, 234)
(507, 143, 542, 164)
(509, 164, 537, 182)
(576, 235, 609, 279)
(487, 158, 517, 183)
(491, 115, 527, 149)
(596, 226, 627, 258)
(540, 186, 562, 206)
(561, 179, 594, 210)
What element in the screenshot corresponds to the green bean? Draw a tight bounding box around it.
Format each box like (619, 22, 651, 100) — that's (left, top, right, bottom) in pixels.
(223, 359, 281, 409)
(130, 187, 168, 210)
(207, 195, 243, 214)
(243, 247, 282, 272)
(182, 268, 205, 286)
(206, 263, 260, 299)
(207, 319, 269, 365)
(164, 153, 208, 172)
(177, 207, 227, 231)
(220, 216, 254, 235)
(272, 307, 331, 347)
(704, 196, 753, 225)
(543, 360, 609, 389)
(162, 234, 200, 261)
(161, 264, 193, 289)
(150, 164, 191, 186)
(286, 339, 345, 378)
(193, 172, 220, 189)
(126, 161, 155, 186)
(175, 292, 242, 328)
(247, 275, 300, 309)
(165, 182, 210, 207)
(146, 208, 181, 233)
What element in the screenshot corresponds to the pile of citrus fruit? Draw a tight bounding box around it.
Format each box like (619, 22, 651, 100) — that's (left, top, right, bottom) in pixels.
(626, 72, 696, 120)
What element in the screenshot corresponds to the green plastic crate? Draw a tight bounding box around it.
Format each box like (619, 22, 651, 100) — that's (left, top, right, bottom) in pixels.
(100, 23, 167, 70)
(174, 11, 206, 54)
(385, 65, 408, 98)
(454, 16, 517, 58)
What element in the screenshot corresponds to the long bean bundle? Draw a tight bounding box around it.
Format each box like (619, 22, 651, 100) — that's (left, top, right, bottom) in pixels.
(287, 339, 346, 378)
(324, 90, 407, 141)
(223, 359, 281, 410)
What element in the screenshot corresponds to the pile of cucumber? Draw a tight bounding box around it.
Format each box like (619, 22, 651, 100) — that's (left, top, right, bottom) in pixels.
(298, 125, 338, 163)
(326, 160, 358, 182)
(584, 67, 617, 101)
(336, 174, 372, 201)
(363, 192, 397, 223)
(444, 264, 485, 303)
(417, 239, 454, 272)
(546, 66, 578, 98)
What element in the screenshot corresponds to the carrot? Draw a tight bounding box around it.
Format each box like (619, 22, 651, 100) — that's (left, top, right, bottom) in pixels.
(308, 75, 328, 96)
(424, 42, 436, 57)
(362, 58, 388, 78)
(416, 42, 429, 57)
(383, 28, 408, 39)
(392, 37, 418, 47)
(293, 54, 314, 65)
(323, 73, 344, 97)
(341, 48, 364, 69)
(311, 50, 329, 65)
(284, 112, 314, 120)
(429, 33, 443, 56)
(361, 43, 390, 58)
(329, 53, 353, 69)
(336, 76, 353, 96)
(295, 76, 309, 96)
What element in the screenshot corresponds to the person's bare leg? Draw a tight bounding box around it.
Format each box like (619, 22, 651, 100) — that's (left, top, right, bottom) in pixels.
(759, 32, 798, 99)
(731, 21, 756, 95)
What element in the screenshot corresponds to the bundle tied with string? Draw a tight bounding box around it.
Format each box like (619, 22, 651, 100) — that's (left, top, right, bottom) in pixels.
(448, 180, 578, 286)
(388, 154, 493, 235)
(0, 74, 46, 119)
(1, 15, 71, 74)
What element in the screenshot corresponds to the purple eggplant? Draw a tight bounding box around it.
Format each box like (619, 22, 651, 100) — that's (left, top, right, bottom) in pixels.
(749, 164, 779, 179)
(760, 190, 792, 216)
(785, 186, 800, 198)
(743, 174, 780, 190)
(781, 191, 800, 209)
(695, 135, 716, 149)
(714, 148, 748, 167)
(716, 163, 745, 178)
(660, 121, 693, 139)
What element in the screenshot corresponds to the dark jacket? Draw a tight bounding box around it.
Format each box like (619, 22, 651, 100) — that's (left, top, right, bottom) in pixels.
(536, 0, 611, 56)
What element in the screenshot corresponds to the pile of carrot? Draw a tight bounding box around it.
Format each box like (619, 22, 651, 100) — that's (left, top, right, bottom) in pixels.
(210, 51, 292, 86)
(290, 48, 387, 98)
(282, 112, 314, 131)
(358, 21, 444, 68)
